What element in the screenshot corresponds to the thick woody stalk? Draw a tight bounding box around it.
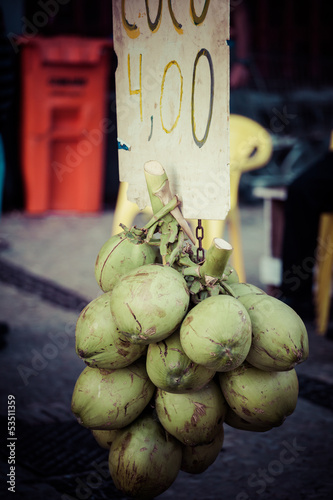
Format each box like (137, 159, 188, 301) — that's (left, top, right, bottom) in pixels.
(200, 238, 233, 280)
(144, 160, 169, 214)
(144, 161, 195, 244)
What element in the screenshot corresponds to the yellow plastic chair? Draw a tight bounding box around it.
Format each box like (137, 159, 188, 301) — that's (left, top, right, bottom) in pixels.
(313, 134, 333, 336)
(111, 181, 152, 235)
(315, 213, 333, 335)
(112, 114, 273, 282)
(199, 114, 273, 281)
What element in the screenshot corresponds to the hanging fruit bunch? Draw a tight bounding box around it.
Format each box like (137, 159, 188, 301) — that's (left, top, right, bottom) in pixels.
(71, 161, 309, 499)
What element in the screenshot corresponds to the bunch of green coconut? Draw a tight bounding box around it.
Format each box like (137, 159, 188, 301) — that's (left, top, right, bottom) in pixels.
(71, 161, 309, 499)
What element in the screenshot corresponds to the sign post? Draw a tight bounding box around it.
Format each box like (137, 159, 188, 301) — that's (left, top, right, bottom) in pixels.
(112, 0, 230, 221)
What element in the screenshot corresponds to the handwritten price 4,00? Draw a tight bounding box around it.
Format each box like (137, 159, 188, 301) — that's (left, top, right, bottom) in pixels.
(123, 0, 214, 148)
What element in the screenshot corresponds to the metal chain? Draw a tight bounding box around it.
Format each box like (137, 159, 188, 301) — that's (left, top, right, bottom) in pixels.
(196, 220, 205, 262)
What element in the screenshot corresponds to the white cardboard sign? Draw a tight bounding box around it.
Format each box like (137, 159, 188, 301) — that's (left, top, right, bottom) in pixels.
(112, 0, 230, 220)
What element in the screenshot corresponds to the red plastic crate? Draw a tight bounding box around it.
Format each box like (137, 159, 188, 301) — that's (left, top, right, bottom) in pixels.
(21, 36, 113, 213)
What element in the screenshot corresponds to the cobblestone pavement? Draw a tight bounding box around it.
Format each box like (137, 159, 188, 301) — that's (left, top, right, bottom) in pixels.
(0, 206, 332, 500)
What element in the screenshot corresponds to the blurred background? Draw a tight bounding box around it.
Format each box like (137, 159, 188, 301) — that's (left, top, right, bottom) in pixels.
(0, 1, 333, 499)
(1, 0, 333, 212)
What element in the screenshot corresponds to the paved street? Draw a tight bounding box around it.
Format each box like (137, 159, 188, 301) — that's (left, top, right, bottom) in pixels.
(0, 204, 332, 500)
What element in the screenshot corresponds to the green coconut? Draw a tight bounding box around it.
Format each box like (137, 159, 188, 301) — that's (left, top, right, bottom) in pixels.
(109, 412, 182, 499)
(146, 330, 215, 393)
(180, 424, 224, 474)
(95, 231, 160, 292)
(91, 429, 119, 449)
(110, 264, 190, 344)
(180, 295, 252, 372)
(237, 293, 309, 371)
(219, 363, 299, 427)
(75, 293, 146, 369)
(222, 264, 239, 284)
(71, 360, 155, 430)
(229, 282, 266, 298)
(224, 407, 273, 433)
(155, 380, 227, 446)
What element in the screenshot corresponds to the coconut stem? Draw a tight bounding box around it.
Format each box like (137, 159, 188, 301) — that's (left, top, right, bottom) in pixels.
(144, 161, 195, 244)
(143, 196, 180, 231)
(220, 281, 237, 298)
(182, 265, 201, 278)
(144, 160, 168, 214)
(167, 230, 186, 267)
(199, 238, 233, 280)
